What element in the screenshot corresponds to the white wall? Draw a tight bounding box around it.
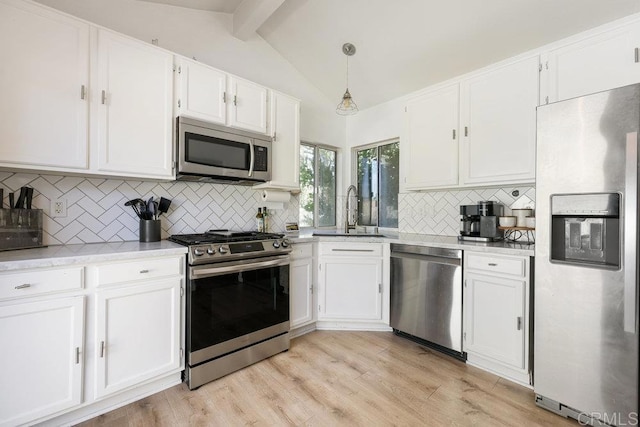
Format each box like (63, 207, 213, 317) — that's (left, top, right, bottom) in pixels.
(34, 0, 346, 147)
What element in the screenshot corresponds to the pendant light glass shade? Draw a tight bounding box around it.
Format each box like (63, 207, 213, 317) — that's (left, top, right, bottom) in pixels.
(336, 43, 358, 115)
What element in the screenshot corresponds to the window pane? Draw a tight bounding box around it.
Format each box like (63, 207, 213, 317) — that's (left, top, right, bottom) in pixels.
(379, 142, 399, 228)
(317, 148, 336, 227)
(357, 147, 378, 226)
(299, 145, 315, 227)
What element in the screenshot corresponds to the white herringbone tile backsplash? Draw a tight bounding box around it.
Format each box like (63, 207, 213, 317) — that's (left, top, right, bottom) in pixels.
(399, 186, 536, 236)
(0, 172, 299, 245)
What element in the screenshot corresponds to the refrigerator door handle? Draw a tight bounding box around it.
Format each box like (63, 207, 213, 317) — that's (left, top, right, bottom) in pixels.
(624, 131, 639, 333)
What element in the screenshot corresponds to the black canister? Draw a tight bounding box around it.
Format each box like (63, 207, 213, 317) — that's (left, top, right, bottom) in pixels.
(139, 219, 161, 242)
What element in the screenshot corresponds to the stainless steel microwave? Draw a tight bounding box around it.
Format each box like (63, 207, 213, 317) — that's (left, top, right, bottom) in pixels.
(176, 117, 272, 184)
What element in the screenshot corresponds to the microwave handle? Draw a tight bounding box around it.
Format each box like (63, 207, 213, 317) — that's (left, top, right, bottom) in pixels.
(248, 139, 254, 177)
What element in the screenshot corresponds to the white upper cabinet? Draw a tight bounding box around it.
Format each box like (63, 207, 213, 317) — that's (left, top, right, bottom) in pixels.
(228, 76, 269, 134)
(175, 58, 270, 135)
(176, 57, 227, 124)
(460, 55, 539, 186)
(542, 22, 640, 104)
(0, 0, 89, 171)
(93, 28, 174, 179)
(404, 84, 459, 189)
(255, 91, 300, 190)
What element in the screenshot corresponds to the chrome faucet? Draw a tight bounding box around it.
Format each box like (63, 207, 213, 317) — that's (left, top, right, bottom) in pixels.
(344, 185, 357, 233)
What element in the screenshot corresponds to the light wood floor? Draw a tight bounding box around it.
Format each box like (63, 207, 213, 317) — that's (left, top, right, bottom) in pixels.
(78, 331, 578, 426)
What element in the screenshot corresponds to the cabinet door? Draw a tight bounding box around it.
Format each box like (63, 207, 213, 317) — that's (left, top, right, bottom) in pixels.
(404, 84, 459, 189)
(177, 57, 227, 124)
(228, 76, 268, 134)
(0, 0, 89, 171)
(464, 272, 525, 369)
(544, 23, 640, 103)
(290, 257, 313, 328)
(319, 257, 382, 320)
(0, 296, 84, 426)
(267, 91, 300, 189)
(460, 55, 539, 185)
(95, 278, 181, 398)
(93, 29, 174, 179)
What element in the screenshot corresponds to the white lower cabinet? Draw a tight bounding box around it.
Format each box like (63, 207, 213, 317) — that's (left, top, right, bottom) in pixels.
(290, 243, 314, 329)
(95, 278, 181, 399)
(463, 252, 531, 386)
(0, 252, 186, 426)
(316, 242, 390, 329)
(0, 296, 84, 426)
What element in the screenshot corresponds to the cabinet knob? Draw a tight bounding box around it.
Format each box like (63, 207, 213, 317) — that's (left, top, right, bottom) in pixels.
(139, 269, 150, 274)
(14, 284, 31, 289)
(488, 263, 498, 267)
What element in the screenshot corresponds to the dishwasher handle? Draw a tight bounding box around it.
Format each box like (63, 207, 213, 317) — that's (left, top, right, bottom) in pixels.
(391, 251, 461, 266)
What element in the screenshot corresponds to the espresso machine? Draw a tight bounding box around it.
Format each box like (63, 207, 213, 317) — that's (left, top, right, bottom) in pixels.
(459, 201, 503, 242)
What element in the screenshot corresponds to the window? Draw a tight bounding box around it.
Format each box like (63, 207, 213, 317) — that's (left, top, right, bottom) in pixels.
(299, 143, 337, 227)
(354, 140, 399, 228)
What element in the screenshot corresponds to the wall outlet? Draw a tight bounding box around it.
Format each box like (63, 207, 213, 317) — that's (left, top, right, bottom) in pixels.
(51, 199, 67, 218)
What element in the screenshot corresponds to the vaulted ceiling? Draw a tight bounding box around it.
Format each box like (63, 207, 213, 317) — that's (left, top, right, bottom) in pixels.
(139, 0, 640, 110)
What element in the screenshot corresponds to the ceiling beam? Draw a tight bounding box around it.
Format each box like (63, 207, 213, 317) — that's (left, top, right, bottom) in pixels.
(232, 0, 285, 41)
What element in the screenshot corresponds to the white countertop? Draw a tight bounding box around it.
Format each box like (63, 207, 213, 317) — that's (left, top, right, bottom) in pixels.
(0, 240, 187, 272)
(288, 230, 534, 257)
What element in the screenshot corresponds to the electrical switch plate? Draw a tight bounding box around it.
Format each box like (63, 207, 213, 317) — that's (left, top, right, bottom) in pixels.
(51, 199, 67, 218)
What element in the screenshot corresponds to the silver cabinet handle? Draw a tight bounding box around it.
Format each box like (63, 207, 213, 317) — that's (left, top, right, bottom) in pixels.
(80, 85, 86, 100)
(233, 95, 237, 106)
(331, 249, 375, 253)
(223, 92, 227, 103)
(517, 317, 522, 331)
(100, 341, 105, 358)
(487, 263, 498, 266)
(464, 126, 469, 137)
(101, 90, 106, 105)
(139, 269, 150, 274)
(452, 129, 456, 140)
(635, 47, 639, 63)
(75, 347, 80, 364)
(624, 131, 638, 333)
(14, 284, 31, 289)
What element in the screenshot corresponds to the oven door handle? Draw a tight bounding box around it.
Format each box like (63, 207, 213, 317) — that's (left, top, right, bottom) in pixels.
(190, 256, 290, 279)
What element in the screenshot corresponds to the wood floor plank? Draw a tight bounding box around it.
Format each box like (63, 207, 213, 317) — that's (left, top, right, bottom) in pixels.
(75, 331, 579, 427)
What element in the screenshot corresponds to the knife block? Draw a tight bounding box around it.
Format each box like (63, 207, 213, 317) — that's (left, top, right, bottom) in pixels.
(0, 209, 43, 251)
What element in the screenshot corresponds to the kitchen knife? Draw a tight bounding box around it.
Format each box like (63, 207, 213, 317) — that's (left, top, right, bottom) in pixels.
(15, 187, 27, 209)
(25, 187, 33, 209)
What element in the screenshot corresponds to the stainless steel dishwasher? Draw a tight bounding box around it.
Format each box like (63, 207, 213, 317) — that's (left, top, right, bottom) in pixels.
(390, 244, 464, 358)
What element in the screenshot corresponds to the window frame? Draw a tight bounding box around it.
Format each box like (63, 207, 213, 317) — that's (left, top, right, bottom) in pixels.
(351, 137, 400, 231)
(300, 141, 338, 229)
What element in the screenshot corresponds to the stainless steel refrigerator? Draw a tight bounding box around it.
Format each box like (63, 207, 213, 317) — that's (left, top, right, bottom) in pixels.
(535, 84, 639, 426)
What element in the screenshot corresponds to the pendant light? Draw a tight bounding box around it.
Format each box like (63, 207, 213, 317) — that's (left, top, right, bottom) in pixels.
(336, 42, 358, 115)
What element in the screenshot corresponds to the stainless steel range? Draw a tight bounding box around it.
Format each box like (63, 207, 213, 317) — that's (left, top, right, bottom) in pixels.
(169, 230, 292, 389)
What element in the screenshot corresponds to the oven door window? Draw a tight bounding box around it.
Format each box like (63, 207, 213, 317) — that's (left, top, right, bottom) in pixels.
(189, 264, 289, 353)
(185, 132, 250, 171)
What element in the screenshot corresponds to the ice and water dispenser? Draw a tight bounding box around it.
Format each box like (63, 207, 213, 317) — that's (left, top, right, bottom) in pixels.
(550, 193, 620, 269)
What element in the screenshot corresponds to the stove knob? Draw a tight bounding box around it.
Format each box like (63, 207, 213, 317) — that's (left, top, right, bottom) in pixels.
(219, 246, 228, 254)
(193, 248, 205, 256)
(281, 239, 290, 248)
(272, 240, 281, 248)
(206, 247, 215, 255)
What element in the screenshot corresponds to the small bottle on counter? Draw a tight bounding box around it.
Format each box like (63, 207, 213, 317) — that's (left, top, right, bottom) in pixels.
(262, 206, 269, 232)
(256, 207, 264, 232)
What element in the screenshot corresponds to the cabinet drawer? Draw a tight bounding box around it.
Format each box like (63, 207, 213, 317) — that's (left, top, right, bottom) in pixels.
(291, 243, 313, 260)
(465, 253, 526, 277)
(96, 256, 183, 286)
(319, 243, 382, 257)
(0, 267, 83, 300)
